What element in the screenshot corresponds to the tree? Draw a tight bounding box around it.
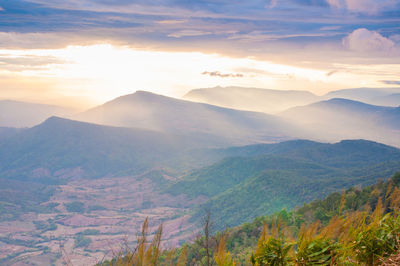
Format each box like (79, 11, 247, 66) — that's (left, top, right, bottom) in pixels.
(203, 209, 213, 266)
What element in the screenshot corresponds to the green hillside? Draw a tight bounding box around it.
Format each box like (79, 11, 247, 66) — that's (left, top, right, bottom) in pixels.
(0, 117, 216, 221)
(0, 116, 204, 182)
(167, 140, 400, 228)
(104, 172, 400, 266)
(183, 172, 400, 265)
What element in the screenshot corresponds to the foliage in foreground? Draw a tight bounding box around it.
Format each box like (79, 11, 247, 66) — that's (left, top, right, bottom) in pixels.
(103, 172, 400, 265)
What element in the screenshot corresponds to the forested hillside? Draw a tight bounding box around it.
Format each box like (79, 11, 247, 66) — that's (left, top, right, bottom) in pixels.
(167, 140, 400, 228)
(104, 172, 400, 265)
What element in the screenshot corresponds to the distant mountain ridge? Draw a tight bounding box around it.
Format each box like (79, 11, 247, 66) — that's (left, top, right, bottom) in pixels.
(184, 86, 319, 113)
(76, 90, 301, 146)
(323, 87, 400, 106)
(279, 98, 400, 147)
(0, 100, 75, 128)
(183, 87, 400, 115)
(0, 116, 210, 182)
(75, 90, 399, 148)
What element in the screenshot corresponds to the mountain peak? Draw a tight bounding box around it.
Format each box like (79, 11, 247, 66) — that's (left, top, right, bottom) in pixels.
(37, 116, 86, 129)
(314, 98, 388, 111)
(133, 90, 158, 96)
(107, 90, 178, 105)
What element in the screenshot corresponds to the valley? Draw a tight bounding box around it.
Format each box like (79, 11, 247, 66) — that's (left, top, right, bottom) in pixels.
(0, 174, 200, 265)
(0, 88, 398, 265)
(1, 2, 399, 264)
(1, 134, 400, 265)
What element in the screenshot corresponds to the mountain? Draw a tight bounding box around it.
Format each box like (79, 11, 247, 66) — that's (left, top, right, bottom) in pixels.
(0, 116, 210, 183)
(183, 87, 399, 115)
(0, 100, 75, 128)
(167, 172, 400, 265)
(372, 93, 400, 107)
(0, 116, 222, 222)
(323, 87, 400, 106)
(183, 86, 319, 114)
(166, 139, 400, 228)
(76, 90, 300, 146)
(0, 127, 21, 142)
(279, 98, 400, 147)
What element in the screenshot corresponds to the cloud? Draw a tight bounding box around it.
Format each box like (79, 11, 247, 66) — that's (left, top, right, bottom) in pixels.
(0, 6, 4, 11)
(202, 71, 244, 78)
(157, 20, 185, 24)
(381, 80, 400, 85)
(342, 28, 396, 52)
(326, 70, 339, 76)
(0, 0, 398, 67)
(320, 26, 341, 31)
(228, 31, 335, 42)
(0, 31, 101, 49)
(0, 54, 66, 72)
(326, 0, 400, 14)
(168, 30, 212, 38)
(268, 0, 278, 8)
(326, 0, 342, 8)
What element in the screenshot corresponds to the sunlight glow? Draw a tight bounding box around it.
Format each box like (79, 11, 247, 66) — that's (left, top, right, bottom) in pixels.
(0, 44, 398, 107)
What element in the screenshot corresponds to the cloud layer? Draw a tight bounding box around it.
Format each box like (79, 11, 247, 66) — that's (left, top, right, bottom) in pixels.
(326, 0, 400, 14)
(0, 0, 399, 106)
(0, 0, 398, 63)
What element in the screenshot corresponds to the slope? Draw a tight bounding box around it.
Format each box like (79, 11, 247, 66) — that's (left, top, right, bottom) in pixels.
(177, 172, 400, 265)
(0, 116, 206, 183)
(166, 139, 400, 228)
(323, 87, 400, 106)
(76, 90, 300, 146)
(279, 98, 400, 147)
(0, 117, 217, 221)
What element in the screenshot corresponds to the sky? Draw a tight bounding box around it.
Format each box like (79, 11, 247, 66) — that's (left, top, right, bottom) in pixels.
(0, 0, 399, 108)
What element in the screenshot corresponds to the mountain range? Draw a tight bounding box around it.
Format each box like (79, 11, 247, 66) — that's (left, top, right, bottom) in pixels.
(75, 90, 299, 146)
(167, 139, 400, 228)
(280, 98, 400, 147)
(0, 87, 399, 264)
(1, 87, 398, 134)
(323, 87, 400, 106)
(184, 86, 400, 113)
(183, 86, 319, 113)
(0, 116, 208, 183)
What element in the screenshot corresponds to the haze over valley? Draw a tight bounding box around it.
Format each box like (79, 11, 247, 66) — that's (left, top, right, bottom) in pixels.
(0, 86, 399, 264)
(0, 0, 400, 265)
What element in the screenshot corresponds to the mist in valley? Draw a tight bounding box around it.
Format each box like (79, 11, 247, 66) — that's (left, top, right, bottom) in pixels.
(0, 0, 399, 264)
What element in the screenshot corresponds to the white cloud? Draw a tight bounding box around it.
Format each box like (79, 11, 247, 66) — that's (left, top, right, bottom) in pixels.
(342, 28, 396, 52)
(326, 0, 399, 14)
(0, 6, 4, 11)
